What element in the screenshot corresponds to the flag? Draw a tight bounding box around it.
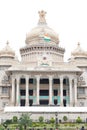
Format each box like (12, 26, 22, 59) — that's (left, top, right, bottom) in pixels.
(44, 33, 51, 42)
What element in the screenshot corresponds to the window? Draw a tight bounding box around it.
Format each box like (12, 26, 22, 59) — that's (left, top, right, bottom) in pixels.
(40, 90, 49, 96)
(40, 79, 49, 84)
(53, 79, 60, 84)
(54, 90, 58, 96)
(29, 90, 33, 96)
(20, 90, 26, 96)
(77, 88, 85, 94)
(2, 87, 8, 94)
(20, 78, 25, 84)
(29, 79, 33, 84)
(63, 90, 66, 96)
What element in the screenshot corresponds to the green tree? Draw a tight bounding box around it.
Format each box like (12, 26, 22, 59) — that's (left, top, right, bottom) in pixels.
(76, 116, 82, 123)
(18, 113, 32, 130)
(12, 116, 18, 123)
(39, 116, 44, 123)
(50, 117, 55, 124)
(63, 116, 68, 122)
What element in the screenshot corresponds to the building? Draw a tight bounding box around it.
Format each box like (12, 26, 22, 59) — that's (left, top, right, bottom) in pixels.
(0, 11, 87, 120)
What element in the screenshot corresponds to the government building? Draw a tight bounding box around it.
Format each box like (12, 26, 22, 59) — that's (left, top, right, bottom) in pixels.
(0, 10, 87, 120)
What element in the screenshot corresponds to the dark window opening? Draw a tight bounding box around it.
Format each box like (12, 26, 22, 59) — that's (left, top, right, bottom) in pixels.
(40, 100, 49, 105)
(20, 90, 26, 96)
(54, 100, 57, 105)
(63, 79, 66, 84)
(54, 90, 58, 96)
(20, 100, 25, 106)
(29, 90, 33, 96)
(20, 78, 25, 84)
(53, 79, 60, 84)
(29, 100, 33, 106)
(40, 79, 49, 84)
(63, 90, 66, 96)
(29, 78, 33, 84)
(63, 99, 66, 107)
(40, 90, 49, 96)
(63, 79, 69, 85)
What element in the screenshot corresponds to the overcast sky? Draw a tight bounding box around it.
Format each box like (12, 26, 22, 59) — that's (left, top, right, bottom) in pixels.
(0, 0, 87, 61)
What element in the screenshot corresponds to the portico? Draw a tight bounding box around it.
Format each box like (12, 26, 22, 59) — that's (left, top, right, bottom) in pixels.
(11, 71, 78, 107)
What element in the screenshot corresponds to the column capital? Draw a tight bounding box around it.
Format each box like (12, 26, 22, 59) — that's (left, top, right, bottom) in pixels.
(48, 75, 53, 81)
(59, 76, 63, 81)
(25, 75, 30, 79)
(74, 78, 77, 84)
(36, 75, 40, 80)
(16, 75, 20, 79)
(60, 76, 63, 82)
(69, 78, 73, 83)
(16, 76, 20, 84)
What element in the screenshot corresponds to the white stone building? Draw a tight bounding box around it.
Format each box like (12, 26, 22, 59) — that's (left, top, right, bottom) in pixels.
(0, 11, 87, 120)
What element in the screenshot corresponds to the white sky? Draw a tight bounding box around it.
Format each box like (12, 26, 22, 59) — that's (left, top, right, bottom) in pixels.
(0, 0, 87, 61)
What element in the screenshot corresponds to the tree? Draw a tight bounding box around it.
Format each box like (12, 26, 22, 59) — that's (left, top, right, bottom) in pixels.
(50, 117, 55, 124)
(39, 116, 44, 123)
(63, 116, 68, 122)
(18, 113, 32, 130)
(12, 116, 18, 123)
(76, 116, 82, 123)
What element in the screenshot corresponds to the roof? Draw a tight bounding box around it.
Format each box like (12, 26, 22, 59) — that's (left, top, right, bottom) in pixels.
(71, 42, 87, 57)
(7, 63, 82, 73)
(0, 41, 15, 58)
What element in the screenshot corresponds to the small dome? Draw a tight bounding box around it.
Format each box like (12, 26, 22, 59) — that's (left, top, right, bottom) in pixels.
(71, 42, 87, 57)
(25, 10, 59, 45)
(0, 41, 15, 58)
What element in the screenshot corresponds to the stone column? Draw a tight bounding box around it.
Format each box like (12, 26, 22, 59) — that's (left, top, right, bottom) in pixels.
(16, 76, 20, 106)
(74, 78, 77, 106)
(49, 76, 53, 105)
(26, 75, 29, 106)
(69, 78, 73, 106)
(36, 76, 40, 105)
(60, 76, 63, 106)
(12, 77, 15, 105)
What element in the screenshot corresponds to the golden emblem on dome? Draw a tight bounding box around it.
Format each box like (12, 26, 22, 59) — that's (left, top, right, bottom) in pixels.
(38, 10, 47, 24)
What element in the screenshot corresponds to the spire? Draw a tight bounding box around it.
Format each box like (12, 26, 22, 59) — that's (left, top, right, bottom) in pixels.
(38, 10, 47, 25)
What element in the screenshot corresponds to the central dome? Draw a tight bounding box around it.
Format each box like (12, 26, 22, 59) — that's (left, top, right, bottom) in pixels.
(25, 10, 59, 45)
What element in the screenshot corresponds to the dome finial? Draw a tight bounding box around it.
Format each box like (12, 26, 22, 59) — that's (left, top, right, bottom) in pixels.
(38, 10, 47, 24)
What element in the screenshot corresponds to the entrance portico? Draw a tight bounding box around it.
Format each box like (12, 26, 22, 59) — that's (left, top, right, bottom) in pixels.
(11, 72, 78, 107)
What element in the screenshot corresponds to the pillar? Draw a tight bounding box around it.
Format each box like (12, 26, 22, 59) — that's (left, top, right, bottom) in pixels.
(74, 78, 77, 106)
(60, 76, 63, 106)
(49, 76, 53, 105)
(69, 78, 73, 106)
(26, 75, 29, 106)
(36, 76, 40, 105)
(12, 77, 15, 105)
(16, 76, 20, 106)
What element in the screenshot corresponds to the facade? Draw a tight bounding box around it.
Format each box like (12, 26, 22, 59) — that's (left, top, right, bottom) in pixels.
(0, 10, 87, 114)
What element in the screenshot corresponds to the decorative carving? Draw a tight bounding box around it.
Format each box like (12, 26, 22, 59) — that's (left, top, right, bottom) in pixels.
(38, 10, 47, 23)
(2, 75, 9, 84)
